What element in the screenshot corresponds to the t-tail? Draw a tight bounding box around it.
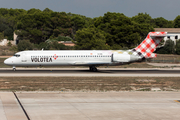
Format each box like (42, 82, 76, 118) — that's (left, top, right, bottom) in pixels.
(131, 32, 167, 59)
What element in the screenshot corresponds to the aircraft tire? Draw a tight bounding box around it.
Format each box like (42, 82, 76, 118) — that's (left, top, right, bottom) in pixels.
(92, 67, 97, 72)
(89, 66, 97, 72)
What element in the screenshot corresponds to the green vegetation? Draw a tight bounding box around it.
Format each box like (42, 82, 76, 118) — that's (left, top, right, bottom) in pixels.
(94, 12, 154, 49)
(155, 39, 180, 55)
(17, 40, 33, 51)
(175, 40, 180, 55)
(156, 40, 175, 54)
(0, 8, 180, 54)
(75, 27, 110, 50)
(0, 8, 26, 40)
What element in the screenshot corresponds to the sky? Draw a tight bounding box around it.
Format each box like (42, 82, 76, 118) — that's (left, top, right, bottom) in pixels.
(0, 0, 179, 20)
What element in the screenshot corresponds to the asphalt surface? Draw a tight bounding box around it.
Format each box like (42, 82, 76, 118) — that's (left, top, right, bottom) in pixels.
(0, 68, 180, 77)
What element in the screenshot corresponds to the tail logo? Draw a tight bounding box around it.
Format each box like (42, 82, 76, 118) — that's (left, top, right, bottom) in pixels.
(133, 32, 166, 58)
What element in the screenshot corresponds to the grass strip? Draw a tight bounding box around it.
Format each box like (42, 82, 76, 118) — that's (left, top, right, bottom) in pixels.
(0, 77, 179, 91)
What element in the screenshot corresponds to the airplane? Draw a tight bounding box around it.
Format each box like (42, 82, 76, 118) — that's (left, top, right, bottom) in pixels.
(4, 32, 167, 72)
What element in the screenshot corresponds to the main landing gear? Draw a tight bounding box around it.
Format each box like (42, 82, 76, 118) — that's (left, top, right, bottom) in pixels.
(89, 66, 97, 72)
(13, 66, 16, 71)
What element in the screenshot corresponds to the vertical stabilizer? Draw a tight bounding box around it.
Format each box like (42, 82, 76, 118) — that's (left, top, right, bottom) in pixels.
(132, 32, 167, 58)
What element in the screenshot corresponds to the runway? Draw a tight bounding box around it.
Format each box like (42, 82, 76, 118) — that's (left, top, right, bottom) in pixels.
(0, 68, 180, 77)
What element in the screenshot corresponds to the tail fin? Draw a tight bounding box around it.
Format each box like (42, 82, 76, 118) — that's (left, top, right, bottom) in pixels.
(132, 32, 167, 58)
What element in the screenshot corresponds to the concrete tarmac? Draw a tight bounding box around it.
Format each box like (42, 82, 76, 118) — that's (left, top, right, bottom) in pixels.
(0, 92, 180, 120)
(0, 68, 180, 77)
(0, 92, 27, 120)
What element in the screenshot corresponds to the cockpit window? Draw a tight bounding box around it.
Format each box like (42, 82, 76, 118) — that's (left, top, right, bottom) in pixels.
(14, 54, 20, 57)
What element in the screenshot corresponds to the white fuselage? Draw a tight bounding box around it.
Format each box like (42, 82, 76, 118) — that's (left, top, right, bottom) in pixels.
(4, 50, 141, 67)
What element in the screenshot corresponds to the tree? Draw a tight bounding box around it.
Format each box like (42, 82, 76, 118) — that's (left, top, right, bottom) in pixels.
(156, 40, 175, 54)
(75, 27, 110, 50)
(175, 40, 180, 55)
(43, 8, 53, 13)
(2, 8, 180, 53)
(71, 15, 86, 34)
(17, 40, 33, 51)
(153, 17, 173, 28)
(38, 42, 50, 50)
(4, 27, 13, 40)
(50, 12, 72, 37)
(16, 11, 73, 44)
(94, 12, 153, 49)
(0, 23, 8, 32)
(54, 36, 72, 41)
(174, 15, 180, 28)
(132, 13, 153, 24)
(0, 8, 9, 16)
(0, 32, 4, 40)
(16, 12, 52, 43)
(0, 18, 14, 40)
(0, 8, 26, 17)
(27, 8, 41, 14)
(0, 9, 26, 40)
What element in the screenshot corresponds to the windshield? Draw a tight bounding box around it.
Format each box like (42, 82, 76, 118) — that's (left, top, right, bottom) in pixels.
(13, 54, 20, 57)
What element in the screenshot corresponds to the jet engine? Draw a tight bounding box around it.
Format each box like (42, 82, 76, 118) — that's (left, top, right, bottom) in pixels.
(112, 54, 130, 62)
(112, 53, 140, 62)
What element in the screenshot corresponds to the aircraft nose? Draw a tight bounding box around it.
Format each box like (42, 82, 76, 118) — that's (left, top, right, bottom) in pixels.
(4, 58, 12, 65)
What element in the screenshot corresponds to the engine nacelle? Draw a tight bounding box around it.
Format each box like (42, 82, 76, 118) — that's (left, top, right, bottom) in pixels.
(112, 54, 130, 62)
(112, 53, 140, 62)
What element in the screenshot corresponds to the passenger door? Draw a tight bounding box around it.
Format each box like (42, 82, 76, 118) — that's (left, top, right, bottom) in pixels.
(21, 52, 27, 62)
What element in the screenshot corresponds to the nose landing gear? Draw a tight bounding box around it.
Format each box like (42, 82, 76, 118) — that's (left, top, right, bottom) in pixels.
(13, 66, 16, 71)
(89, 66, 97, 72)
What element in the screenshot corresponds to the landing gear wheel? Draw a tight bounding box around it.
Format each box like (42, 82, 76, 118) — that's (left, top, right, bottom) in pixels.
(92, 67, 97, 72)
(13, 66, 16, 71)
(89, 66, 97, 72)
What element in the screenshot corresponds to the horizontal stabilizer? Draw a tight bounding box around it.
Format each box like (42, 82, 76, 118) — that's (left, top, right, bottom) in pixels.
(149, 32, 167, 37)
